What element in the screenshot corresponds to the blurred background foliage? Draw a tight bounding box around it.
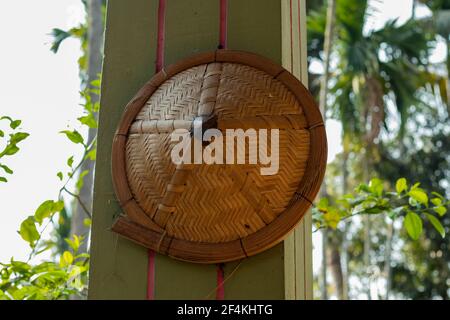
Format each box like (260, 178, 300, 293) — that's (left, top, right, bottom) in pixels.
(308, 0, 449, 299)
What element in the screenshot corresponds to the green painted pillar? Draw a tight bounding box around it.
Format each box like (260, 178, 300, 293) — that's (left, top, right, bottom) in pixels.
(89, 0, 312, 300)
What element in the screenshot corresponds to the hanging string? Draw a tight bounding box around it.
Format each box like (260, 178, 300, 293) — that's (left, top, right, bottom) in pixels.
(147, 0, 167, 301)
(205, 260, 242, 300)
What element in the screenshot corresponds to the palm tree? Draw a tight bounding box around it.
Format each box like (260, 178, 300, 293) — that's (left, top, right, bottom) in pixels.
(333, 0, 435, 144)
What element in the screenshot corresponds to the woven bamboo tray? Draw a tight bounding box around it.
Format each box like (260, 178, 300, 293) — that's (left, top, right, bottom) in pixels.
(111, 50, 327, 264)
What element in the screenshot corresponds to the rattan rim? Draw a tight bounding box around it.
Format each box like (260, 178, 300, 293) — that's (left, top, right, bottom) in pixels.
(111, 50, 327, 264)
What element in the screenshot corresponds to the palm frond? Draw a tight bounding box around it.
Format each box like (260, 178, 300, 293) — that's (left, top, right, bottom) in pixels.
(373, 19, 432, 63)
(336, 0, 368, 42)
(307, 5, 327, 60)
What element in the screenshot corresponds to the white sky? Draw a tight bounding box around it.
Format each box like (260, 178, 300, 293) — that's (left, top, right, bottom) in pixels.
(0, 0, 443, 284)
(0, 0, 85, 262)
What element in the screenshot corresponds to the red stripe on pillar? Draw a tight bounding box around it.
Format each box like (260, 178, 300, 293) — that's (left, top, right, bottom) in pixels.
(219, 0, 228, 49)
(146, 249, 156, 300)
(216, 263, 225, 300)
(156, 0, 167, 73)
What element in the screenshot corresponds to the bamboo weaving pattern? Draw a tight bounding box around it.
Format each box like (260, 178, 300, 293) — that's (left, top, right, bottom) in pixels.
(111, 50, 327, 263)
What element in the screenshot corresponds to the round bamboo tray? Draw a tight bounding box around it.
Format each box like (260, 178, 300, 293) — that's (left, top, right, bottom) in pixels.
(111, 50, 327, 264)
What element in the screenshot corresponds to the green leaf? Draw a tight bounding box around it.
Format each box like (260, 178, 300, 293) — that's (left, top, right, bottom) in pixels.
(60, 251, 74, 267)
(83, 218, 92, 227)
(1, 144, 19, 156)
(65, 236, 81, 252)
(431, 192, 444, 200)
(60, 130, 84, 145)
(431, 198, 442, 206)
(317, 198, 329, 210)
(0, 164, 13, 174)
(433, 206, 447, 217)
(10, 120, 21, 129)
(411, 182, 421, 190)
(67, 156, 74, 167)
(92, 101, 100, 113)
(9, 132, 29, 144)
(404, 211, 423, 240)
(76, 170, 89, 191)
(32, 261, 57, 273)
(57, 172, 63, 181)
(10, 260, 31, 273)
(337, 198, 351, 209)
(0, 130, 4, 137)
(86, 148, 96, 161)
(75, 253, 90, 260)
(409, 189, 428, 206)
(78, 114, 97, 129)
(19, 217, 40, 247)
(0, 176, 7, 183)
(68, 265, 84, 280)
(52, 201, 64, 212)
(50, 28, 72, 53)
(34, 200, 65, 224)
(73, 235, 81, 250)
(426, 214, 445, 238)
(34, 201, 53, 224)
(368, 178, 383, 196)
(357, 183, 370, 193)
(90, 79, 101, 88)
(323, 208, 341, 229)
(395, 178, 407, 194)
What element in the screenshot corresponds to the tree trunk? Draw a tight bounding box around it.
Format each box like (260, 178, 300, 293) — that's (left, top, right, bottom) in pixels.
(362, 148, 372, 300)
(327, 143, 350, 300)
(318, 0, 336, 301)
(319, 0, 336, 300)
(328, 237, 344, 299)
(361, 73, 386, 300)
(363, 214, 372, 299)
(70, 0, 104, 252)
(384, 221, 394, 300)
(341, 146, 350, 299)
(446, 39, 450, 118)
(321, 229, 328, 300)
(365, 76, 385, 146)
